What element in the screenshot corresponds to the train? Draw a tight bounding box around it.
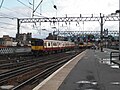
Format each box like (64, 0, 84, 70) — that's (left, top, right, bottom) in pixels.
(79, 42, 93, 49)
(31, 38, 75, 54)
(0, 38, 75, 55)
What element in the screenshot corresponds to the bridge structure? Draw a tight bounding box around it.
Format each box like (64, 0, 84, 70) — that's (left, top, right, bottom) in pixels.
(54, 30, 119, 37)
(17, 13, 120, 51)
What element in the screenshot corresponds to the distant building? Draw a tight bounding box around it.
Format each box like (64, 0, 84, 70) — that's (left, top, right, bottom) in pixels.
(16, 33, 32, 46)
(3, 35, 12, 41)
(0, 35, 16, 46)
(0, 33, 32, 47)
(3, 35, 13, 46)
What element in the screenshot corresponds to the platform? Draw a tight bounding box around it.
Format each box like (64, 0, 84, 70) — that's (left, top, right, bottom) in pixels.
(33, 48, 120, 90)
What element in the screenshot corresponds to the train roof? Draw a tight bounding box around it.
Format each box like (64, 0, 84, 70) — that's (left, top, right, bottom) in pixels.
(44, 39, 71, 42)
(31, 38, 74, 43)
(31, 38, 43, 41)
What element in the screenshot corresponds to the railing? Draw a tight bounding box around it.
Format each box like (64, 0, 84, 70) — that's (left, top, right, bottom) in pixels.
(110, 51, 119, 63)
(110, 51, 120, 68)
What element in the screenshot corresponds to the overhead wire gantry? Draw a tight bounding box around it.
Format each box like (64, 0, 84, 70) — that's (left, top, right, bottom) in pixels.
(17, 13, 119, 51)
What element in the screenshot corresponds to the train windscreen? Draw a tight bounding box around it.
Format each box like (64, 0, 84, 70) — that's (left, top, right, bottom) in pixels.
(31, 39, 43, 46)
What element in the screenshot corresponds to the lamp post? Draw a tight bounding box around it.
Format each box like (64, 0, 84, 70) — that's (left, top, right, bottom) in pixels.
(116, 0, 120, 60)
(53, 5, 58, 40)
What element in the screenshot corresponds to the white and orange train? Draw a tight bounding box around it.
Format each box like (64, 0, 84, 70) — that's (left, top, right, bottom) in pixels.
(31, 39, 75, 54)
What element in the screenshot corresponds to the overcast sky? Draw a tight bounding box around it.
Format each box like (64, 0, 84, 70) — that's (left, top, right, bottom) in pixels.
(0, 0, 119, 38)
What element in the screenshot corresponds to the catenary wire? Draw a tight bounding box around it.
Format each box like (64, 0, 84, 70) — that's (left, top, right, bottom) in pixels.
(0, 0, 4, 8)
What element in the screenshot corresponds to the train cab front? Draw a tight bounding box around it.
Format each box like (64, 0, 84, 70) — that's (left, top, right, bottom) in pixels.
(31, 38, 44, 56)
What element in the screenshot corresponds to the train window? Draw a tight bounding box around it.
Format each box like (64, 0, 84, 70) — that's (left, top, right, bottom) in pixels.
(31, 41, 35, 45)
(58, 42, 60, 46)
(44, 42, 46, 46)
(53, 42, 57, 46)
(31, 39, 43, 46)
(80, 42, 84, 45)
(48, 43, 51, 46)
(38, 40, 43, 46)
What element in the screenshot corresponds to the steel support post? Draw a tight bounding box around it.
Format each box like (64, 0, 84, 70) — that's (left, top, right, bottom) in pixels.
(17, 18, 20, 35)
(119, 0, 120, 60)
(100, 13, 104, 52)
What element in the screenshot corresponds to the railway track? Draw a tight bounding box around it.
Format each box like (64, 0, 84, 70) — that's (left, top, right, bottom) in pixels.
(0, 52, 72, 69)
(11, 55, 74, 90)
(0, 49, 85, 90)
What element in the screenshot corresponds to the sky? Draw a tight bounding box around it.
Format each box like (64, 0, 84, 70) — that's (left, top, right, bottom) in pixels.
(0, 0, 119, 38)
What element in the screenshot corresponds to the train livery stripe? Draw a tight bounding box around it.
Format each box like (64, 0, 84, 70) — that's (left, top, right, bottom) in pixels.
(32, 46, 44, 50)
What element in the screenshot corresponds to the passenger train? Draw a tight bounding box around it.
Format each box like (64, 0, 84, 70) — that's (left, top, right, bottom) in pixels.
(0, 38, 75, 55)
(79, 42, 93, 49)
(31, 38, 75, 54)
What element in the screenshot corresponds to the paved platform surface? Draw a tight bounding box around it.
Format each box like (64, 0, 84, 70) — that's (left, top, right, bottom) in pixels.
(33, 48, 120, 90)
